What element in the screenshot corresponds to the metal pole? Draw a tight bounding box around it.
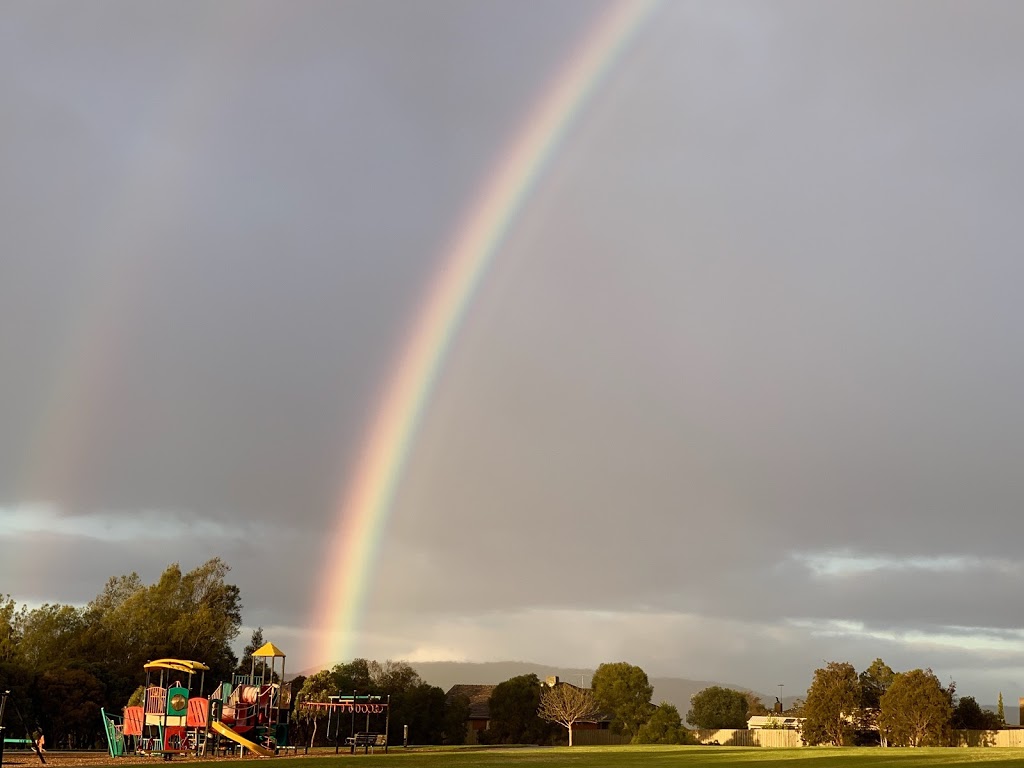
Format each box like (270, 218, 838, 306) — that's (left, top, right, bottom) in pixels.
(327, 702, 335, 754)
(0, 689, 7, 768)
(161, 669, 168, 752)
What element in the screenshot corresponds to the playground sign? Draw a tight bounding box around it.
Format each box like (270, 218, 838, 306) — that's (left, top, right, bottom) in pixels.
(329, 695, 386, 713)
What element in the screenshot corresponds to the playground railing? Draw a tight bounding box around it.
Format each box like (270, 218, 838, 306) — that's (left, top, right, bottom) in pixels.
(146, 687, 167, 715)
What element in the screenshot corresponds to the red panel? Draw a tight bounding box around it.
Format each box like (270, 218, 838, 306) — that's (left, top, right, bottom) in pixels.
(187, 698, 208, 728)
(123, 707, 144, 737)
(164, 726, 185, 750)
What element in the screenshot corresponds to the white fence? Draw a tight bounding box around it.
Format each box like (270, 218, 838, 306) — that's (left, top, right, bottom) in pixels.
(560, 728, 1024, 749)
(694, 729, 1024, 748)
(950, 730, 1024, 747)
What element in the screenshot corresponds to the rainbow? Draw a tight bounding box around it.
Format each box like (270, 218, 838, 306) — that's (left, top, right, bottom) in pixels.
(309, 0, 659, 667)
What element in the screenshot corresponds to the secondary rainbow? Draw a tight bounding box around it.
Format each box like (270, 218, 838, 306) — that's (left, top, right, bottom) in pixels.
(310, 0, 659, 667)
(7, 5, 286, 593)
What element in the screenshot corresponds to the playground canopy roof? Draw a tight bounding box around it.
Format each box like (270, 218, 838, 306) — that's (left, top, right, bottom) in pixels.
(253, 642, 286, 658)
(144, 659, 211, 673)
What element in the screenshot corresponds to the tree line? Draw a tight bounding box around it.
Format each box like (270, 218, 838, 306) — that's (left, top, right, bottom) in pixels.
(350, 657, 1005, 748)
(292, 658, 469, 747)
(450, 663, 695, 746)
(2, 560, 1009, 750)
(795, 658, 1004, 747)
(638, 658, 1006, 748)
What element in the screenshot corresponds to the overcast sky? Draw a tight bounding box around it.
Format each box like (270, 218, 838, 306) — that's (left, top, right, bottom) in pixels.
(4, 0, 1024, 704)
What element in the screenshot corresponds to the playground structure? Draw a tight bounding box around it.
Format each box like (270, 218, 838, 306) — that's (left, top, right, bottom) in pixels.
(102, 642, 292, 759)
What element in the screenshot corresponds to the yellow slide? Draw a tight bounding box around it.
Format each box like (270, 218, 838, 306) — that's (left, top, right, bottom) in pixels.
(210, 719, 275, 757)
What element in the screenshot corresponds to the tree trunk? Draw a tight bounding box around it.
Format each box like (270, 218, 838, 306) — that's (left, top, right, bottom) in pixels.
(568, 724, 573, 747)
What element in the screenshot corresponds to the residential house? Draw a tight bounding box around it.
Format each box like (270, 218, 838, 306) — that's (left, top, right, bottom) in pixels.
(445, 684, 496, 743)
(445, 675, 613, 745)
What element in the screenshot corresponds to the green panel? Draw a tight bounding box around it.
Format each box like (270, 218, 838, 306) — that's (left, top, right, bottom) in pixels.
(275, 722, 289, 746)
(166, 686, 189, 717)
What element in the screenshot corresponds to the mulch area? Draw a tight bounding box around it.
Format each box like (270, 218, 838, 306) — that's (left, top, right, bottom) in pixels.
(2, 752, 330, 767)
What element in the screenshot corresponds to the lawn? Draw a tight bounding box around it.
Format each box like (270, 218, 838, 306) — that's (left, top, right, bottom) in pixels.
(104, 746, 1024, 768)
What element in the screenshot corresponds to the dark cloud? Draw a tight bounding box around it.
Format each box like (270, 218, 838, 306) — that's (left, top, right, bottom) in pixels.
(3, 0, 1024, 700)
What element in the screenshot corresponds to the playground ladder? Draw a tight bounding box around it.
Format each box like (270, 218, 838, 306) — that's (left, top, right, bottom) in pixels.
(100, 709, 125, 757)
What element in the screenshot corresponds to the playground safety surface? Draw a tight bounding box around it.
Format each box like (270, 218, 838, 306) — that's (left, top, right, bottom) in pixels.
(1, 752, 315, 767)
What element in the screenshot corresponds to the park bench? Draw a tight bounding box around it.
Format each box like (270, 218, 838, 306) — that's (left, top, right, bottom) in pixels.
(345, 732, 387, 754)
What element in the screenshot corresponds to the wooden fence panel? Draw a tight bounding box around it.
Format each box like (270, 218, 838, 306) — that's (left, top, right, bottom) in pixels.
(571, 730, 632, 746)
(950, 730, 1024, 747)
(694, 729, 801, 747)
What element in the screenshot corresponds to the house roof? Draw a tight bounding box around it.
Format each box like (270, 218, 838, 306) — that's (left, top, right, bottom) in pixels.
(446, 684, 496, 720)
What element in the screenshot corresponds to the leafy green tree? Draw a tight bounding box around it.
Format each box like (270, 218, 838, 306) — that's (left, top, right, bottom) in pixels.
(84, 559, 241, 695)
(855, 658, 896, 744)
(0, 660, 37, 725)
(482, 674, 553, 744)
(998, 692, 1005, 725)
(591, 662, 654, 738)
(162, 558, 242, 679)
(0, 595, 24, 663)
(365, 660, 440, 743)
(17, 604, 89, 672)
(745, 692, 770, 717)
(36, 668, 104, 749)
(859, 658, 896, 709)
(332, 658, 373, 692)
(879, 668, 951, 747)
(443, 692, 470, 745)
(800, 661, 860, 746)
(538, 683, 599, 746)
(634, 702, 691, 744)
(83, 573, 148, 702)
(296, 670, 336, 747)
(296, 660, 449, 746)
(370, 659, 420, 693)
(393, 682, 447, 745)
(687, 686, 749, 729)
(952, 695, 1000, 731)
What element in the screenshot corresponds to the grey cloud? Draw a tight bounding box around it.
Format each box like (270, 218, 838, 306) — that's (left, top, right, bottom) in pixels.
(4, 0, 1024, 701)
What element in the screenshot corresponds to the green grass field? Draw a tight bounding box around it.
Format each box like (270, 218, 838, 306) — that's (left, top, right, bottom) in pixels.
(111, 746, 1024, 768)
